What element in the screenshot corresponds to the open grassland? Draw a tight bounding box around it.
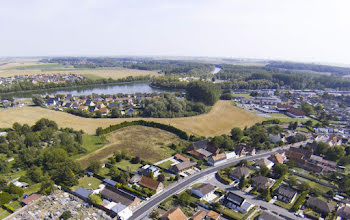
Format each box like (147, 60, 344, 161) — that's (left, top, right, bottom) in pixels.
(77, 126, 180, 168)
(0, 101, 263, 137)
(0, 60, 159, 80)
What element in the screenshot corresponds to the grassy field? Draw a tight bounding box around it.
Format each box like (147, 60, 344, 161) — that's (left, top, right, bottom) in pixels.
(0, 101, 263, 137)
(115, 160, 142, 172)
(157, 160, 174, 169)
(71, 176, 102, 191)
(77, 126, 179, 168)
(72, 135, 106, 159)
(0, 59, 159, 80)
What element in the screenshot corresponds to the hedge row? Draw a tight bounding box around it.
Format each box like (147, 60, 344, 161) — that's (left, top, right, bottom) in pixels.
(2, 204, 15, 213)
(271, 175, 286, 192)
(217, 170, 233, 185)
(117, 184, 148, 198)
(292, 190, 308, 212)
(100, 120, 189, 140)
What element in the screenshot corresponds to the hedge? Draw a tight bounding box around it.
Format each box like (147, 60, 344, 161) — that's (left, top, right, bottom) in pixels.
(99, 120, 189, 140)
(217, 170, 233, 185)
(118, 185, 148, 198)
(292, 190, 308, 212)
(271, 175, 286, 192)
(2, 204, 15, 213)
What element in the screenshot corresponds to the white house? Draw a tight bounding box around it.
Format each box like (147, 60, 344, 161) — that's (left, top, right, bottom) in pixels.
(191, 183, 216, 202)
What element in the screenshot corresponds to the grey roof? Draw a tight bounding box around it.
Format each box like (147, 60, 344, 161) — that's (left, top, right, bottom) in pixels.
(254, 158, 274, 167)
(307, 197, 335, 213)
(101, 185, 138, 206)
(230, 166, 251, 179)
(103, 178, 117, 186)
(226, 192, 245, 206)
(192, 184, 215, 196)
(277, 187, 297, 199)
(259, 211, 284, 220)
(111, 203, 127, 214)
(251, 176, 275, 188)
(196, 148, 212, 157)
(173, 161, 197, 171)
(192, 139, 209, 150)
(74, 187, 91, 200)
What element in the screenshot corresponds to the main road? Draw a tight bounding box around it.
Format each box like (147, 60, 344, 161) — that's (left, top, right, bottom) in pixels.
(131, 148, 287, 220)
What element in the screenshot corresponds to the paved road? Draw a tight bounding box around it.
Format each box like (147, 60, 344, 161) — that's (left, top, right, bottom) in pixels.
(132, 149, 284, 220)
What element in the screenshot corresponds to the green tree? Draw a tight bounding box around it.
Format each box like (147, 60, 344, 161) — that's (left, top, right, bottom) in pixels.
(88, 194, 102, 205)
(87, 160, 101, 173)
(39, 177, 55, 195)
(32, 95, 44, 106)
(186, 81, 221, 106)
(59, 210, 72, 220)
(239, 176, 247, 189)
(0, 158, 9, 174)
(272, 163, 288, 178)
(262, 188, 271, 201)
(258, 165, 269, 176)
(27, 166, 43, 183)
(178, 192, 191, 206)
(231, 127, 243, 142)
(96, 127, 103, 136)
(52, 165, 78, 187)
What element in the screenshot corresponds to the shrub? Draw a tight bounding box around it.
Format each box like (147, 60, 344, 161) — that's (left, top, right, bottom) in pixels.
(292, 191, 308, 212)
(2, 204, 15, 213)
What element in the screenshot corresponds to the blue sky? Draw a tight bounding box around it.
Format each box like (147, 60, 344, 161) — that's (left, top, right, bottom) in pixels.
(1, 0, 350, 64)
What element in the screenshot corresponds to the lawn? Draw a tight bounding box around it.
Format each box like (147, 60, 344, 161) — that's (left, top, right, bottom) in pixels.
(77, 126, 179, 168)
(24, 183, 41, 195)
(292, 175, 333, 194)
(71, 176, 102, 191)
(72, 135, 106, 159)
(274, 194, 301, 210)
(0, 208, 11, 219)
(0, 101, 263, 137)
(115, 160, 142, 172)
(217, 206, 257, 220)
(157, 160, 174, 170)
(9, 200, 22, 210)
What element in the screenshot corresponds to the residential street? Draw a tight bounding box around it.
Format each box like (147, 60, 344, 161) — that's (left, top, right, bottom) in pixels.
(198, 173, 306, 220)
(132, 148, 286, 220)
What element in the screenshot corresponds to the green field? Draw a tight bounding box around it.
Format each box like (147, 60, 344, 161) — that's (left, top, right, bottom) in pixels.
(71, 176, 102, 191)
(157, 160, 174, 169)
(115, 160, 142, 172)
(72, 135, 106, 159)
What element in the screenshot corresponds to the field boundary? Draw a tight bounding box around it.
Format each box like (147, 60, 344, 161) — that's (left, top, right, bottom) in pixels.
(100, 120, 189, 140)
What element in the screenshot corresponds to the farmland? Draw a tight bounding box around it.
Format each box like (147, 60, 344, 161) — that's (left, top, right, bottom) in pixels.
(77, 126, 180, 168)
(0, 101, 263, 137)
(0, 58, 159, 80)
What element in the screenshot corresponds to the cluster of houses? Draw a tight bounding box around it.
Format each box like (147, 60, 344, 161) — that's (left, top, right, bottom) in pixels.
(0, 98, 24, 109)
(44, 93, 154, 117)
(0, 73, 85, 87)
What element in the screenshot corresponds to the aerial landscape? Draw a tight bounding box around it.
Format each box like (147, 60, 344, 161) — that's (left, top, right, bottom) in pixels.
(1, 1, 350, 220)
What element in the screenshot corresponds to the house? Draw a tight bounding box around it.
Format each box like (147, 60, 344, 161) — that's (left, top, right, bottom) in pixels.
(338, 204, 350, 220)
(191, 210, 207, 220)
(223, 192, 254, 214)
(170, 161, 197, 173)
(251, 176, 275, 190)
(268, 153, 286, 164)
(46, 98, 57, 106)
(225, 151, 237, 159)
(89, 106, 97, 112)
(74, 187, 92, 201)
(22, 193, 42, 206)
(85, 100, 95, 106)
(138, 165, 161, 177)
(235, 145, 256, 157)
(174, 154, 189, 162)
(254, 158, 274, 169)
(276, 103, 291, 111)
(127, 108, 134, 116)
(191, 183, 216, 202)
(208, 153, 227, 166)
(159, 207, 188, 220)
(269, 134, 282, 143)
(138, 176, 164, 193)
(77, 105, 88, 111)
(285, 147, 312, 160)
(258, 211, 284, 220)
(310, 155, 337, 169)
(276, 187, 297, 203)
(186, 139, 218, 160)
(99, 108, 109, 115)
(103, 178, 118, 187)
(100, 185, 141, 210)
(307, 197, 335, 215)
(207, 210, 220, 220)
(230, 166, 251, 180)
(286, 108, 306, 118)
(13, 181, 29, 188)
(102, 199, 132, 220)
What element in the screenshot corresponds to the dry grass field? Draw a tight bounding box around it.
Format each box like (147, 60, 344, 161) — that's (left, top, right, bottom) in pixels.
(77, 126, 180, 168)
(0, 101, 263, 137)
(0, 58, 159, 80)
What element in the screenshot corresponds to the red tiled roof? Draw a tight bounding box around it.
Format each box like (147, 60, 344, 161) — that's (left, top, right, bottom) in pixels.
(22, 193, 41, 205)
(174, 154, 189, 162)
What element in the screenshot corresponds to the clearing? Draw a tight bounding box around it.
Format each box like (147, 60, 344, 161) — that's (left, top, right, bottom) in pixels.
(0, 100, 263, 137)
(77, 126, 180, 168)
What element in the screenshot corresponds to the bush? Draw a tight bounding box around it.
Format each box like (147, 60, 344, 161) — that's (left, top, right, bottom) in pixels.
(0, 192, 12, 206)
(2, 204, 15, 213)
(292, 191, 308, 212)
(119, 185, 148, 198)
(217, 170, 232, 185)
(271, 175, 286, 191)
(60, 210, 72, 220)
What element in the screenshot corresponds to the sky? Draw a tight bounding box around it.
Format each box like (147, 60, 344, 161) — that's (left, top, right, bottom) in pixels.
(1, 0, 350, 64)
